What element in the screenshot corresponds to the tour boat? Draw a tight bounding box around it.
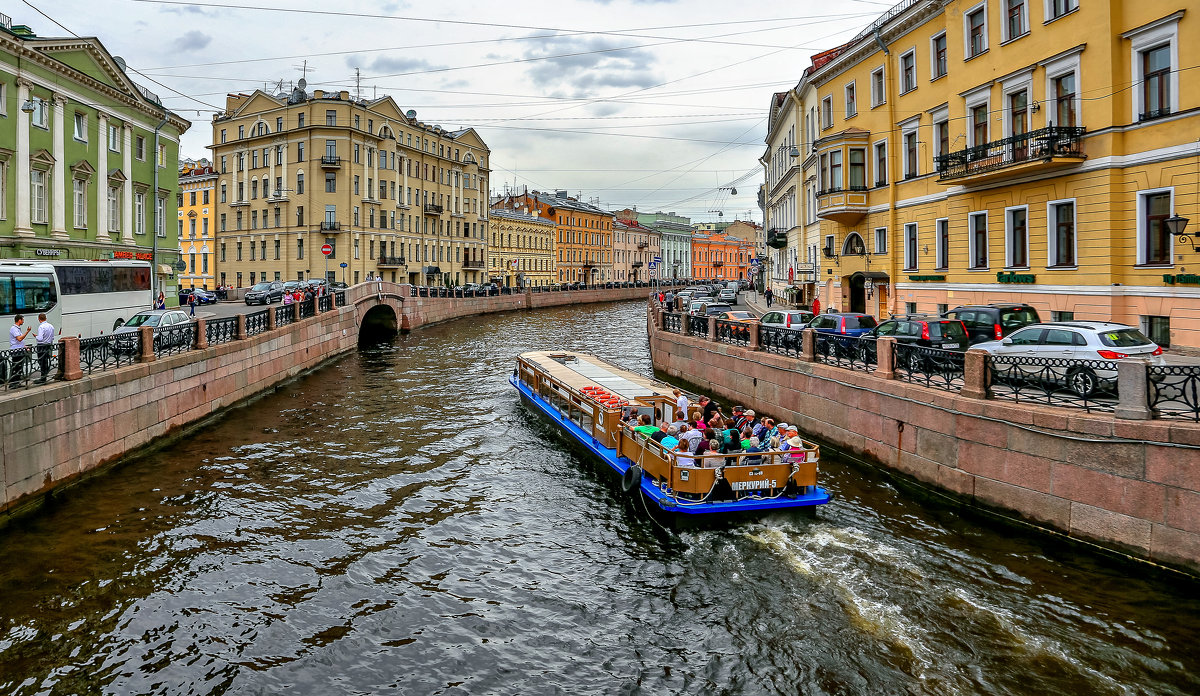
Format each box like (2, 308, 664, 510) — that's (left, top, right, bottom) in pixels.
(511, 351, 831, 516)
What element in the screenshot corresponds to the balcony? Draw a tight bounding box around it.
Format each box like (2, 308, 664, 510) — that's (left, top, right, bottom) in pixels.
(464, 258, 486, 269)
(631, 261, 644, 268)
(320, 221, 341, 231)
(377, 256, 406, 267)
(423, 203, 443, 215)
(766, 228, 788, 249)
(934, 126, 1086, 184)
(637, 242, 648, 249)
(320, 156, 342, 168)
(816, 186, 870, 225)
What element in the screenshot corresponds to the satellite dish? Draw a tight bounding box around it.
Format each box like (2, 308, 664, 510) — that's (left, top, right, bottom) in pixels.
(114, 56, 126, 72)
(406, 109, 417, 119)
(731, 187, 737, 195)
(298, 77, 307, 89)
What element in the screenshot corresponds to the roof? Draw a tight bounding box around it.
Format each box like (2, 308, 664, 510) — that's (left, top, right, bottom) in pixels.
(489, 208, 556, 227)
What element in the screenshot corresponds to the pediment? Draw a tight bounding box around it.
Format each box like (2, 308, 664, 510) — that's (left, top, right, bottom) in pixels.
(229, 90, 284, 118)
(31, 40, 154, 106)
(71, 159, 96, 178)
(107, 167, 127, 183)
(31, 149, 55, 166)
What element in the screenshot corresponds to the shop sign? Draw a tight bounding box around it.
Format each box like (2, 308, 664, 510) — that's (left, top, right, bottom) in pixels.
(996, 271, 1036, 284)
(113, 251, 154, 261)
(1163, 273, 1200, 285)
(34, 248, 64, 257)
(908, 275, 946, 282)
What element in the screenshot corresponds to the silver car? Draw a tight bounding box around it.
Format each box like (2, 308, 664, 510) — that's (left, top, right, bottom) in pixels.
(112, 310, 192, 354)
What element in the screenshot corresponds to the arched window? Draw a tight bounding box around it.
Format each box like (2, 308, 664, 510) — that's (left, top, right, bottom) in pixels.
(841, 232, 867, 256)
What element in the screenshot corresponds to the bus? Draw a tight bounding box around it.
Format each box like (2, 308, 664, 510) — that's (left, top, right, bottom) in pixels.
(0, 260, 154, 338)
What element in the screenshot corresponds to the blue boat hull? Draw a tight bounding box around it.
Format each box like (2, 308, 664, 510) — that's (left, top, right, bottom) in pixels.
(511, 375, 832, 516)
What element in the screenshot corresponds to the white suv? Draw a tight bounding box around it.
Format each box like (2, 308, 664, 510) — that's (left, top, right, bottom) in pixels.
(759, 310, 813, 330)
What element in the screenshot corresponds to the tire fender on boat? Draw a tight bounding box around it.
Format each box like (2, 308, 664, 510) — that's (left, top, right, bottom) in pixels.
(622, 465, 642, 493)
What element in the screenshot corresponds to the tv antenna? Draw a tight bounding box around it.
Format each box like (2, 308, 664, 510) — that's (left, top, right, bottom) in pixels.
(293, 60, 315, 87)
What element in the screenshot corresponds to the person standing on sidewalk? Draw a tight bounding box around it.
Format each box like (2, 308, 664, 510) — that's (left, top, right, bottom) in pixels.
(7, 315, 32, 386)
(764, 287, 773, 308)
(812, 296, 821, 316)
(34, 313, 55, 383)
(187, 290, 197, 317)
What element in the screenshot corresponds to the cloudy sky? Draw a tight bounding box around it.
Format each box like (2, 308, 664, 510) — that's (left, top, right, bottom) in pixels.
(17, 0, 891, 222)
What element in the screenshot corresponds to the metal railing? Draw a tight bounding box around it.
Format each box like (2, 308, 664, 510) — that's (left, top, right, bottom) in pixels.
(894, 343, 965, 392)
(320, 155, 342, 166)
(377, 256, 405, 266)
(245, 310, 269, 336)
(1148, 364, 1200, 422)
(79, 335, 136, 374)
(206, 317, 237, 345)
(1, 345, 60, 390)
(986, 355, 1115, 413)
(687, 315, 709, 336)
(275, 304, 295, 327)
(335, 290, 347, 306)
(153, 324, 196, 357)
(299, 298, 316, 319)
(714, 319, 751, 347)
(758, 325, 804, 357)
(814, 333, 874, 372)
(934, 126, 1085, 180)
(320, 221, 341, 231)
(662, 312, 682, 334)
(318, 295, 332, 312)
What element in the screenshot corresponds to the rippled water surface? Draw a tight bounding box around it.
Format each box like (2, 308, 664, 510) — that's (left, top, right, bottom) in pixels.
(2, 301, 1199, 695)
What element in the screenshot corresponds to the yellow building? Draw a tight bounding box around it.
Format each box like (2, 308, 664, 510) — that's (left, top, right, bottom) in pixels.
(209, 84, 490, 289)
(487, 207, 555, 287)
(782, 0, 1200, 351)
(177, 158, 217, 290)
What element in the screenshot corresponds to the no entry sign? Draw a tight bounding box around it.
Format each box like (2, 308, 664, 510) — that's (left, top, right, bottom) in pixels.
(321, 244, 333, 256)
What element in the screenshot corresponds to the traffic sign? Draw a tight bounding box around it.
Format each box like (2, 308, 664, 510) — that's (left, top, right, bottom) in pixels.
(321, 244, 333, 256)
(648, 262, 658, 269)
(654, 256, 661, 261)
(750, 258, 760, 266)
(340, 262, 348, 268)
(649, 270, 657, 278)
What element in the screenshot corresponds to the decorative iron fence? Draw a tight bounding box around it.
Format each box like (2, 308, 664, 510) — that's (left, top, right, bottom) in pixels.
(662, 312, 682, 334)
(934, 126, 1085, 180)
(758, 325, 804, 357)
(893, 343, 965, 392)
(79, 335, 137, 374)
(206, 317, 237, 345)
(1148, 364, 1200, 422)
(153, 323, 196, 357)
(1, 344, 60, 390)
(318, 295, 332, 312)
(299, 298, 316, 319)
(986, 355, 1116, 413)
(714, 319, 751, 347)
(687, 314, 709, 336)
(275, 304, 295, 327)
(335, 290, 347, 305)
(245, 310, 269, 336)
(814, 333, 874, 372)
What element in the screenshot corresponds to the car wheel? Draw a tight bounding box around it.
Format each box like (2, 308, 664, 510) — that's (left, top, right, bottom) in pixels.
(113, 318, 125, 331)
(906, 352, 925, 373)
(856, 344, 871, 365)
(1066, 367, 1099, 398)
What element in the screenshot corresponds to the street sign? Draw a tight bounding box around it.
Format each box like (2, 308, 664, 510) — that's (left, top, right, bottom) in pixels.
(321, 244, 333, 256)
(340, 262, 348, 268)
(649, 270, 656, 278)
(653, 256, 662, 263)
(648, 262, 658, 269)
(750, 258, 760, 266)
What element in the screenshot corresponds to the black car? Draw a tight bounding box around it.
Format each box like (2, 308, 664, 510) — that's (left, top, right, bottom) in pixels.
(943, 304, 1041, 345)
(858, 315, 970, 365)
(244, 281, 285, 305)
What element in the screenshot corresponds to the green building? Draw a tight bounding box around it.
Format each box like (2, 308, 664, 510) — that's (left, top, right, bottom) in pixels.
(0, 15, 190, 295)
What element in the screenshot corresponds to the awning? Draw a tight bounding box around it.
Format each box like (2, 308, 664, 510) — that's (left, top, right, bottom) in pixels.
(852, 271, 890, 280)
(157, 264, 174, 275)
(422, 266, 442, 274)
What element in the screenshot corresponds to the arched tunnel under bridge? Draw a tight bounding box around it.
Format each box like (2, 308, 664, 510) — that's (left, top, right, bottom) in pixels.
(359, 304, 399, 345)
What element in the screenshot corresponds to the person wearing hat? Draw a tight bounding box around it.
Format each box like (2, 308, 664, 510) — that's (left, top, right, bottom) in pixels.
(784, 433, 805, 463)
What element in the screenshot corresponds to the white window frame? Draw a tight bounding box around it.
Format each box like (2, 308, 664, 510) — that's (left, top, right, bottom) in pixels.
(156, 196, 166, 237)
(30, 169, 47, 223)
(1135, 186, 1174, 266)
(824, 234, 835, 258)
(968, 211, 989, 270)
(821, 96, 834, 129)
(935, 217, 949, 269)
(0, 160, 6, 220)
(1123, 12, 1182, 122)
(874, 227, 888, 255)
(903, 223, 918, 270)
(930, 105, 950, 161)
(107, 186, 120, 233)
(844, 81, 857, 118)
(1041, 49, 1083, 128)
(73, 112, 87, 141)
(108, 124, 121, 152)
(870, 67, 886, 107)
(964, 2, 989, 59)
(900, 116, 921, 179)
(1002, 0, 1029, 43)
(30, 98, 47, 129)
(135, 192, 146, 235)
(0, 83, 6, 117)
(1046, 198, 1077, 268)
(1004, 205, 1030, 268)
(964, 85, 991, 147)
(899, 49, 917, 94)
(1043, 0, 1078, 24)
(73, 178, 87, 228)
(930, 32, 948, 80)
(873, 139, 888, 187)
(1001, 72, 1034, 139)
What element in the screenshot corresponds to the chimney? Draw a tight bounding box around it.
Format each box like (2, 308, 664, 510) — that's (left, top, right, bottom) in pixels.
(339, 90, 350, 100)
(313, 89, 324, 99)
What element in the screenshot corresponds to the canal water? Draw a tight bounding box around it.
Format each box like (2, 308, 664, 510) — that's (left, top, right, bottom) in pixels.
(1, 301, 1198, 695)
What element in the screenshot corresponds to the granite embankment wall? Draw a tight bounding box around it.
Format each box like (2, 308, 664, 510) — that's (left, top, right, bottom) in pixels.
(647, 310, 1200, 575)
(0, 283, 653, 522)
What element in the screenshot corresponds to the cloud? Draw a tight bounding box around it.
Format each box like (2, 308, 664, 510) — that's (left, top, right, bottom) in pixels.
(173, 30, 212, 51)
(347, 54, 445, 76)
(522, 36, 660, 97)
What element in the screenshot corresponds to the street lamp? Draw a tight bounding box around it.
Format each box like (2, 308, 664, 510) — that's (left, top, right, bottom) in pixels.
(1165, 214, 1196, 252)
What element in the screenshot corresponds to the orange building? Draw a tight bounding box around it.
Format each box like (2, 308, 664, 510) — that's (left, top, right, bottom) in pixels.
(496, 189, 614, 283)
(692, 232, 755, 283)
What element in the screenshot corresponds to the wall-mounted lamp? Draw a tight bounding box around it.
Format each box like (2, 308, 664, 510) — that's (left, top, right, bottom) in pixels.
(789, 146, 801, 158)
(1031, 101, 1041, 113)
(1165, 214, 1196, 252)
(20, 99, 36, 114)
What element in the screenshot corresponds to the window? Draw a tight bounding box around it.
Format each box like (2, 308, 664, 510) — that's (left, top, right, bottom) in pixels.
(1046, 0, 1077, 21)
(1004, 0, 1027, 41)
(903, 129, 918, 179)
(900, 51, 916, 93)
(203, 190, 210, 205)
(71, 178, 87, 228)
(966, 5, 987, 58)
(870, 68, 885, 107)
(1052, 72, 1077, 127)
(238, 125, 245, 139)
(325, 139, 337, 158)
(820, 96, 833, 129)
(969, 212, 988, 269)
(1126, 14, 1180, 122)
(934, 119, 950, 161)
(931, 33, 947, 79)
(844, 82, 857, 118)
(1008, 89, 1029, 145)
(1141, 45, 1171, 120)
(158, 145, 166, 167)
(874, 227, 887, 255)
(297, 173, 305, 194)
(904, 223, 918, 270)
(1048, 199, 1076, 267)
(935, 218, 949, 269)
(298, 113, 305, 128)
(252, 150, 258, 169)
(326, 110, 337, 126)
(1143, 316, 1171, 348)
(136, 193, 145, 235)
(325, 172, 336, 193)
(971, 104, 989, 146)
(848, 148, 866, 189)
(275, 239, 281, 260)
(276, 117, 284, 132)
(30, 98, 47, 128)
(1138, 189, 1172, 265)
(108, 124, 121, 151)
(1006, 206, 1028, 267)
(874, 141, 887, 186)
(156, 197, 165, 237)
(829, 150, 842, 191)
(136, 136, 145, 161)
(220, 183, 227, 203)
(1051, 310, 1075, 322)
(73, 113, 87, 141)
(106, 186, 120, 232)
(297, 142, 305, 162)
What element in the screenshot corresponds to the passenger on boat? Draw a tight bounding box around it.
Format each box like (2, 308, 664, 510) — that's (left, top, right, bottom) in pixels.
(699, 396, 720, 423)
(650, 422, 671, 444)
(671, 410, 689, 432)
(784, 435, 805, 463)
(633, 415, 659, 439)
(677, 422, 703, 454)
(756, 418, 778, 444)
(743, 437, 764, 466)
(719, 419, 743, 454)
(660, 426, 680, 450)
(673, 389, 688, 418)
(673, 427, 695, 467)
(740, 427, 755, 449)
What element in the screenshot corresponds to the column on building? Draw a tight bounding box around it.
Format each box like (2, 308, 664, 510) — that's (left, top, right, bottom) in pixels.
(371, 145, 379, 201)
(96, 113, 110, 243)
(400, 154, 408, 210)
(362, 145, 369, 205)
(279, 143, 287, 199)
(231, 149, 240, 201)
(14, 78, 33, 237)
(268, 143, 276, 197)
(122, 124, 134, 243)
(51, 94, 68, 239)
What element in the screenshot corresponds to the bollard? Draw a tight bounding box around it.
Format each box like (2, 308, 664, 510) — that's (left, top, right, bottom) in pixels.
(876, 337, 896, 379)
(961, 349, 989, 400)
(801, 328, 816, 362)
(1114, 358, 1153, 420)
(194, 318, 209, 349)
(59, 336, 82, 381)
(708, 315, 718, 341)
(748, 322, 760, 351)
(139, 325, 156, 362)
(267, 306, 278, 331)
(235, 314, 247, 340)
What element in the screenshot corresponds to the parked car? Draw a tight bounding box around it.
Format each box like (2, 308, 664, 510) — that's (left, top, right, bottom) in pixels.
(858, 315, 970, 366)
(112, 310, 192, 354)
(759, 310, 813, 330)
(973, 321, 1164, 396)
(943, 304, 1041, 345)
(717, 310, 758, 323)
(717, 288, 737, 303)
(180, 288, 217, 305)
(282, 280, 304, 294)
(702, 303, 733, 316)
(808, 312, 878, 337)
(245, 281, 285, 305)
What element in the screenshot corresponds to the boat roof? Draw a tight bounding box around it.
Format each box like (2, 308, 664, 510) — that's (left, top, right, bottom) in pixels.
(519, 351, 675, 402)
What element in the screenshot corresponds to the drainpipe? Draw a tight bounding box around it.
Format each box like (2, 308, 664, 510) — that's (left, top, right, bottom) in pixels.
(879, 25, 898, 318)
(151, 112, 169, 303)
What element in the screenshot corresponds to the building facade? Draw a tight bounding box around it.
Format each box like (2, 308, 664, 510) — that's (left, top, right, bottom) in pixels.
(487, 207, 555, 287)
(691, 231, 755, 283)
(209, 86, 489, 289)
(495, 190, 614, 284)
(780, 0, 1200, 350)
(177, 158, 216, 290)
(634, 210, 692, 280)
(611, 214, 660, 282)
(0, 17, 189, 293)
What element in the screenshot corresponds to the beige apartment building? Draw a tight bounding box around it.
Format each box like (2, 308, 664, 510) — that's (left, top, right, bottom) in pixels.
(487, 207, 555, 287)
(612, 211, 661, 283)
(209, 84, 490, 289)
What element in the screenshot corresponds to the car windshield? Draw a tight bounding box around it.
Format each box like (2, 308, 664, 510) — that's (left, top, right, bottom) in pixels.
(726, 312, 752, 319)
(1099, 328, 1153, 348)
(706, 304, 732, 315)
(123, 314, 160, 327)
(845, 315, 877, 329)
(930, 321, 967, 339)
(1000, 307, 1039, 328)
(251, 283, 272, 291)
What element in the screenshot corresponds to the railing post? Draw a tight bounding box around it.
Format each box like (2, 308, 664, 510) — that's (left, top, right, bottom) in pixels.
(801, 328, 816, 362)
(235, 314, 247, 340)
(748, 323, 760, 350)
(138, 326, 156, 362)
(293, 301, 302, 323)
(194, 318, 208, 350)
(681, 313, 691, 337)
(876, 337, 896, 379)
(708, 315, 718, 341)
(961, 348, 989, 399)
(59, 336, 82, 381)
(1115, 358, 1153, 420)
(267, 305, 278, 331)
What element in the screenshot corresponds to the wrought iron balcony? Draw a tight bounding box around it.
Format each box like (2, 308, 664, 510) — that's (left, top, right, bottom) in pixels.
(766, 228, 788, 249)
(934, 126, 1085, 183)
(631, 261, 644, 268)
(320, 221, 341, 231)
(637, 242, 648, 249)
(320, 156, 342, 168)
(463, 258, 486, 269)
(816, 185, 870, 225)
(423, 203, 443, 215)
(377, 255, 405, 267)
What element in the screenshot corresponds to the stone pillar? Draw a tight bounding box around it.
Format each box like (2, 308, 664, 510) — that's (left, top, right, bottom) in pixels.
(122, 124, 134, 243)
(708, 315, 718, 341)
(268, 143, 276, 196)
(14, 78, 33, 237)
(801, 328, 815, 362)
(279, 143, 287, 198)
(293, 301, 302, 323)
(194, 318, 208, 349)
(138, 326, 156, 362)
(96, 113, 110, 243)
(266, 305, 277, 330)
(876, 337, 896, 380)
(1115, 358, 1153, 420)
(961, 348, 989, 400)
(59, 336, 82, 381)
(748, 322, 760, 351)
(372, 147, 379, 200)
(51, 94, 68, 239)
(681, 313, 691, 337)
(401, 155, 408, 208)
(235, 314, 247, 340)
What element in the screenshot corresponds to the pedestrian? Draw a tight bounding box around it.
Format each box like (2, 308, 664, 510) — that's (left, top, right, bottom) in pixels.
(34, 313, 55, 384)
(7, 314, 32, 386)
(187, 289, 197, 317)
(156, 290, 166, 310)
(764, 287, 773, 308)
(812, 296, 821, 316)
